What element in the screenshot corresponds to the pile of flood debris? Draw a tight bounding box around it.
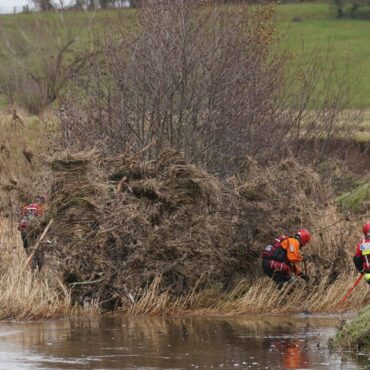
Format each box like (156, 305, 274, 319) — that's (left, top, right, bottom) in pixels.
(27, 150, 333, 309)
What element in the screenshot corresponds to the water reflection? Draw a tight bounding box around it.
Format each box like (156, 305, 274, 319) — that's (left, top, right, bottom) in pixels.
(0, 314, 367, 369)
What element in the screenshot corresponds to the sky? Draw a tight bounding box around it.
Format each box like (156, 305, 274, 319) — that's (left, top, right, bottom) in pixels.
(0, 0, 30, 7)
(0, 0, 31, 12)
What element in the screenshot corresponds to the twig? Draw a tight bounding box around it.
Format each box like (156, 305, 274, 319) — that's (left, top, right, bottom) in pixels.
(70, 278, 104, 287)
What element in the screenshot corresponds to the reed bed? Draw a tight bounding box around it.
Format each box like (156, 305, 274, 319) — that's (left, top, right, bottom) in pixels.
(0, 218, 71, 320)
(0, 216, 368, 318)
(126, 266, 370, 316)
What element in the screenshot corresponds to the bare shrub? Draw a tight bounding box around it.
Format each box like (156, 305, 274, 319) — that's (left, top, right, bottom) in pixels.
(59, 0, 359, 175)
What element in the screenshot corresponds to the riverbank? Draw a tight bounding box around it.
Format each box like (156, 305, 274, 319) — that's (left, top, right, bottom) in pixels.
(2, 208, 370, 320)
(333, 305, 370, 353)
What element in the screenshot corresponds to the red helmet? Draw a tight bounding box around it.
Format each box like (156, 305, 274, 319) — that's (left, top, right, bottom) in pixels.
(296, 228, 311, 246)
(363, 222, 370, 237)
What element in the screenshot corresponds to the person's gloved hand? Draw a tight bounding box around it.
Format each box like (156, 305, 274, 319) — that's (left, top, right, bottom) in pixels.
(300, 274, 309, 282)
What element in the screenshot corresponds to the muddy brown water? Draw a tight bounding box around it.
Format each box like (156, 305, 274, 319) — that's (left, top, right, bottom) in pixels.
(0, 314, 369, 370)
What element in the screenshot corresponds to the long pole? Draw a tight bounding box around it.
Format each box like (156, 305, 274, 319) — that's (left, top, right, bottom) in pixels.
(302, 259, 310, 315)
(303, 259, 309, 289)
(21, 219, 53, 273)
(338, 273, 364, 306)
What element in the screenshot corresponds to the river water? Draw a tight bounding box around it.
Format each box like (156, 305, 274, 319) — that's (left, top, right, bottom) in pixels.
(0, 314, 368, 370)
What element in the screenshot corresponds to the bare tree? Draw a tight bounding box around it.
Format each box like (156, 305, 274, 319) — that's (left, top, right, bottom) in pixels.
(59, 0, 359, 174)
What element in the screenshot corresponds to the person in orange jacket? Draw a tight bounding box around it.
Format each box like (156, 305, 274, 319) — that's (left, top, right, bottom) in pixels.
(262, 228, 311, 287)
(353, 222, 370, 285)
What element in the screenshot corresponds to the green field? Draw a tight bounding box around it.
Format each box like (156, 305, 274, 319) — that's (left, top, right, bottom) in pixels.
(276, 3, 370, 108)
(0, 3, 370, 108)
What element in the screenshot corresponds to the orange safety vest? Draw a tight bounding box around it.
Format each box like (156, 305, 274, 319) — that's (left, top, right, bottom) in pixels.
(280, 237, 303, 264)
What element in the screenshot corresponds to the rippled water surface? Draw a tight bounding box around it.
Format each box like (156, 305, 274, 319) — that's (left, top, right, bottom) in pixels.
(0, 314, 368, 369)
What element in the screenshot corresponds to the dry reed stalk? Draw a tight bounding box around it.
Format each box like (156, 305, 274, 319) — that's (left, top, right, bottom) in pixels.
(128, 277, 181, 316)
(222, 271, 370, 314)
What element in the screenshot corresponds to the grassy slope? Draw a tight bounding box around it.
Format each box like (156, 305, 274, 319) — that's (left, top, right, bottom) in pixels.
(1, 6, 369, 142)
(277, 3, 370, 108)
(1, 5, 369, 149)
(337, 182, 370, 213)
(0, 4, 370, 107)
(334, 304, 370, 352)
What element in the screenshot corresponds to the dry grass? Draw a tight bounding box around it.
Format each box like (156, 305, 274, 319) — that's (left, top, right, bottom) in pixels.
(0, 212, 367, 319)
(0, 218, 71, 320)
(229, 273, 370, 314)
(354, 110, 370, 143)
(127, 247, 370, 316)
(128, 277, 182, 316)
(0, 110, 96, 320)
(125, 210, 370, 316)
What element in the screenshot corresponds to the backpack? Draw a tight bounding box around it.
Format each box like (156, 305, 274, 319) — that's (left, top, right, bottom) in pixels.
(262, 235, 288, 263)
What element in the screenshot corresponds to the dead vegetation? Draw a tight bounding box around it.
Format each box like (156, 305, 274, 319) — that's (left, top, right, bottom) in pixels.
(0, 110, 367, 317)
(59, 0, 359, 175)
(0, 218, 71, 320)
(27, 149, 245, 309)
(18, 147, 364, 314)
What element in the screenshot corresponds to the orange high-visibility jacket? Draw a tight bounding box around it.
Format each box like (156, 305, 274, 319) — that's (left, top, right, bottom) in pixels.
(280, 237, 303, 264)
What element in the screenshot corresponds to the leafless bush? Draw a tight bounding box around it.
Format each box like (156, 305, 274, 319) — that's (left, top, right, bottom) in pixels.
(59, 0, 360, 175)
